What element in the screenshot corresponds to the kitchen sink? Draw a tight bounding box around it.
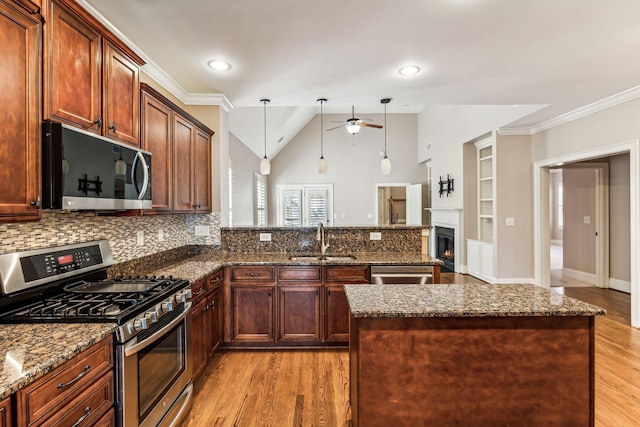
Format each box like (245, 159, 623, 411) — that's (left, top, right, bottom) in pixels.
(289, 255, 357, 262)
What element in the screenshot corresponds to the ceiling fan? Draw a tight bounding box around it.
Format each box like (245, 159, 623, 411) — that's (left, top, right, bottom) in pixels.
(326, 106, 383, 134)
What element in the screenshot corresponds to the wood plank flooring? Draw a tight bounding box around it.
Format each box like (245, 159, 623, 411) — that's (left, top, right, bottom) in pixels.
(182, 274, 640, 427)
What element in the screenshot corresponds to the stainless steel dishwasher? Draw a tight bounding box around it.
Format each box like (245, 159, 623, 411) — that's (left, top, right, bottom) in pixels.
(370, 265, 433, 284)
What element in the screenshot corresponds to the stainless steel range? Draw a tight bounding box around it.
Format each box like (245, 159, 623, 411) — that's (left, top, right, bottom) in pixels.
(0, 240, 193, 427)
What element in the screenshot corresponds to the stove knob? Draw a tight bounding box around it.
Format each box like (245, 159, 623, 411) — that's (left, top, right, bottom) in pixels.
(174, 292, 185, 304)
(145, 310, 159, 323)
(133, 317, 148, 331)
(182, 289, 192, 300)
(161, 300, 174, 312)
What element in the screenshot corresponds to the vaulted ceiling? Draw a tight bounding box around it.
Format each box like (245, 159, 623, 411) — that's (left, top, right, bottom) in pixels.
(82, 0, 640, 158)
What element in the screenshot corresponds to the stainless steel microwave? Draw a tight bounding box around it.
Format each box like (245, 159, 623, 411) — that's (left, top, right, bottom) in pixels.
(42, 121, 152, 210)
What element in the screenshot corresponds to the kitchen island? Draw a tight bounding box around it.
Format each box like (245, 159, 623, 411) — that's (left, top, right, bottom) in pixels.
(345, 283, 605, 426)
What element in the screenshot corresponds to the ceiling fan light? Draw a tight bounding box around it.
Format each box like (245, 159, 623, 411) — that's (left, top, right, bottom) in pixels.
(318, 156, 328, 175)
(260, 156, 271, 175)
(346, 124, 361, 134)
(381, 155, 392, 175)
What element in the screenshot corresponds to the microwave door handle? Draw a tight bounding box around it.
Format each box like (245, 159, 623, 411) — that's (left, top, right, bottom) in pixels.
(131, 151, 141, 195)
(136, 152, 149, 199)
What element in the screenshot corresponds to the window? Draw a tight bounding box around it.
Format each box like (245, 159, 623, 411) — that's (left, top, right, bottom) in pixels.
(277, 184, 333, 227)
(557, 184, 563, 230)
(254, 173, 267, 226)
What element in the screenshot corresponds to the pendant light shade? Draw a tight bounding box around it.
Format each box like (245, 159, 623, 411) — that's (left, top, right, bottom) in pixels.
(380, 98, 392, 175)
(260, 98, 271, 175)
(317, 98, 328, 174)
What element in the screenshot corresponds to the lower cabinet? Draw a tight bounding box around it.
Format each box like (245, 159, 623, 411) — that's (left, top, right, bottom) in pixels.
(225, 265, 370, 346)
(191, 269, 224, 380)
(278, 284, 321, 342)
(0, 397, 10, 427)
(231, 285, 275, 342)
(14, 335, 114, 427)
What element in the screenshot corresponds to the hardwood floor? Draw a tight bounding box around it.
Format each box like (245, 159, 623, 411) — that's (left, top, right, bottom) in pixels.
(182, 274, 640, 427)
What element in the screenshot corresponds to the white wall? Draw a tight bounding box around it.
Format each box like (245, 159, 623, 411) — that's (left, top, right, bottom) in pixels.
(609, 153, 631, 283)
(268, 113, 426, 226)
(229, 133, 261, 226)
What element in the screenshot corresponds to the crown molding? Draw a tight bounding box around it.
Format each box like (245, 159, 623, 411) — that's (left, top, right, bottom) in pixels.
(497, 127, 532, 136)
(76, 0, 233, 111)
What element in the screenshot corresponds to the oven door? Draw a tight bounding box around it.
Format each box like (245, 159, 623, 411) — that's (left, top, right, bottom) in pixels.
(117, 302, 193, 427)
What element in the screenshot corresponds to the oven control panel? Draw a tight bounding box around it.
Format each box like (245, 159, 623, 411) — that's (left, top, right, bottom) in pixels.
(20, 245, 104, 283)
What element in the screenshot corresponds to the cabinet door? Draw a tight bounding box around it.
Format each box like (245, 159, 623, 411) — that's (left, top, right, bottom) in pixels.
(231, 285, 274, 342)
(278, 285, 321, 342)
(325, 284, 350, 342)
(141, 90, 173, 213)
(103, 40, 139, 145)
(172, 113, 195, 213)
(46, 1, 101, 132)
(0, 1, 41, 221)
(0, 395, 10, 427)
(191, 298, 208, 379)
(194, 127, 211, 213)
(208, 287, 223, 355)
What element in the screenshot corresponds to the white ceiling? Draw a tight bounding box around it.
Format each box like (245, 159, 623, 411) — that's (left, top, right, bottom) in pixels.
(83, 0, 640, 158)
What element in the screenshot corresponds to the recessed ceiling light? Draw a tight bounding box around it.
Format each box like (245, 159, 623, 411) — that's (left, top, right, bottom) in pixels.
(399, 65, 420, 76)
(208, 60, 231, 71)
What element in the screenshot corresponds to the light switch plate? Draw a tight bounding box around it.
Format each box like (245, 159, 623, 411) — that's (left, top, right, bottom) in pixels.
(260, 233, 272, 242)
(583, 216, 591, 224)
(195, 225, 210, 236)
(370, 232, 382, 241)
(158, 229, 164, 242)
(506, 217, 515, 226)
(136, 230, 144, 246)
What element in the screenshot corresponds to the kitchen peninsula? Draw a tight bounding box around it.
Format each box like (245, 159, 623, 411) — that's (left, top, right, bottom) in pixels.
(345, 283, 605, 426)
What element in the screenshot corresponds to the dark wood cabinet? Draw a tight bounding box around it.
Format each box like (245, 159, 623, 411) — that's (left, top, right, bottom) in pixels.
(208, 286, 223, 355)
(140, 83, 214, 215)
(191, 294, 208, 379)
(103, 40, 139, 145)
(0, 396, 10, 427)
(278, 284, 322, 342)
(15, 335, 114, 427)
(44, 0, 143, 146)
(324, 265, 369, 343)
(0, 0, 42, 222)
(192, 270, 224, 380)
(231, 285, 275, 342)
(141, 89, 173, 213)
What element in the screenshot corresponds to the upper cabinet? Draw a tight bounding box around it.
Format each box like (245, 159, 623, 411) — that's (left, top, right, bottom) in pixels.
(0, 0, 42, 222)
(140, 83, 214, 214)
(44, 0, 143, 146)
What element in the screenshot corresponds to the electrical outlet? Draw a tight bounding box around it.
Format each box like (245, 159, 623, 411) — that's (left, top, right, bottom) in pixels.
(158, 229, 164, 242)
(259, 233, 272, 242)
(506, 217, 515, 226)
(195, 225, 210, 236)
(367, 213, 373, 219)
(136, 230, 144, 246)
(370, 232, 382, 241)
(583, 216, 591, 224)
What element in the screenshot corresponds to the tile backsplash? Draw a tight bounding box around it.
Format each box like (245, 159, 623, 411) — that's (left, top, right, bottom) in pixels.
(0, 211, 221, 263)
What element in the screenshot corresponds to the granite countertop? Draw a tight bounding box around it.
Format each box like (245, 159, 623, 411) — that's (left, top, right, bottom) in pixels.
(0, 323, 116, 400)
(344, 283, 606, 318)
(148, 252, 443, 283)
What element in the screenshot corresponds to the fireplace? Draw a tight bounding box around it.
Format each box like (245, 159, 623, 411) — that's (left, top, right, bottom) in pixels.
(435, 226, 455, 272)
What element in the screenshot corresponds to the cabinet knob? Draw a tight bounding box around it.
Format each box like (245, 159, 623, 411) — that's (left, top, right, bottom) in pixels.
(30, 196, 41, 210)
(109, 123, 117, 132)
(94, 117, 102, 128)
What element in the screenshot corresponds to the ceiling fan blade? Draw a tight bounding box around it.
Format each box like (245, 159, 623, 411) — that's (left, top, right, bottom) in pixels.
(360, 123, 383, 129)
(325, 125, 345, 131)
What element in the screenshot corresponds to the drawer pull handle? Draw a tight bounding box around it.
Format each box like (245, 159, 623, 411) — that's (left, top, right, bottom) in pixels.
(71, 406, 92, 427)
(194, 288, 205, 296)
(211, 276, 221, 283)
(57, 365, 91, 389)
(245, 272, 260, 277)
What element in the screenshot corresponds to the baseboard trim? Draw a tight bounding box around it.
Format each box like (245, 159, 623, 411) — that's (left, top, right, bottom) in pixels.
(562, 268, 597, 285)
(492, 277, 536, 285)
(609, 277, 631, 293)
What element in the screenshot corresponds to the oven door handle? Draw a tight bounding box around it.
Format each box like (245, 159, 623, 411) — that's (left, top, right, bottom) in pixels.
(124, 302, 191, 357)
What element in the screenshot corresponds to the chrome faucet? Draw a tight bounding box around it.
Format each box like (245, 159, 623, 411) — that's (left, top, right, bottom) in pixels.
(317, 222, 330, 255)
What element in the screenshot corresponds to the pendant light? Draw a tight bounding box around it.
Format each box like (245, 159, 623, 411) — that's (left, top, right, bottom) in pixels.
(317, 98, 328, 174)
(380, 98, 392, 175)
(259, 98, 271, 175)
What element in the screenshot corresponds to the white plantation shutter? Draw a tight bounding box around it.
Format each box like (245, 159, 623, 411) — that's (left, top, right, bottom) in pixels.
(278, 185, 333, 226)
(254, 173, 267, 226)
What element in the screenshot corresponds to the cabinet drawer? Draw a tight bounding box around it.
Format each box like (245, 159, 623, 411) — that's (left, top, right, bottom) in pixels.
(16, 336, 113, 427)
(93, 408, 116, 427)
(191, 278, 207, 302)
(207, 269, 224, 290)
(278, 266, 322, 283)
(229, 266, 275, 283)
(325, 265, 370, 283)
(40, 373, 114, 427)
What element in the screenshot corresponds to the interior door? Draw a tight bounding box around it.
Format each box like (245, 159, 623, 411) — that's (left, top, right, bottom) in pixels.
(406, 184, 423, 226)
